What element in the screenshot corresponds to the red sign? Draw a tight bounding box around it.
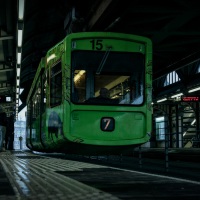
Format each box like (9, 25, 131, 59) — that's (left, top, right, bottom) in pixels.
(181, 96, 200, 102)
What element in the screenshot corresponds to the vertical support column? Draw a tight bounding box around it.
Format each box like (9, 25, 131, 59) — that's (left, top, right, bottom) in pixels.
(165, 134, 169, 172)
(165, 105, 171, 172)
(175, 104, 179, 148)
(180, 114, 183, 148)
(165, 105, 169, 171)
(196, 102, 199, 137)
(168, 105, 173, 147)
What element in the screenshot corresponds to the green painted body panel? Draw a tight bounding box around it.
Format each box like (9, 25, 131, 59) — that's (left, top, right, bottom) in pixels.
(31, 118, 43, 149)
(70, 110, 146, 145)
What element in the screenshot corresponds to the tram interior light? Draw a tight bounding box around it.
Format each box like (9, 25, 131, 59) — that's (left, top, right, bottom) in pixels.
(74, 70, 86, 82)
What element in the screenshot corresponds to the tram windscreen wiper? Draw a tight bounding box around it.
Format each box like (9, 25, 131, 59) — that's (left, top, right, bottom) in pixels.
(96, 47, 112, 75)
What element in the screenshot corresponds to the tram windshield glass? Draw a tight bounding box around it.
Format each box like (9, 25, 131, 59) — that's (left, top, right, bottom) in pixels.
(71, 50, 145, 105)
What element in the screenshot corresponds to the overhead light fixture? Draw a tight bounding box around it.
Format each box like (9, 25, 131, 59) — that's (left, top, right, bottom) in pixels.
(17, 79, 20, 86)
(6, 97, 11, 102)
(16, 87, 20, 95)
(191, 119, 196, 125)
(188, 86, 200, 93)
(18, 0, 25, 20)
(17, 67, 21, 77)
(18, 29, 23, 47)
(17, 52, 21, 64)
(157, 98, 167, 103)
(171, 93, 183, 98)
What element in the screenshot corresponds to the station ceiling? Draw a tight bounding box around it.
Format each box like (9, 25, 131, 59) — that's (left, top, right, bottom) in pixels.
(0, 0, 200, 118)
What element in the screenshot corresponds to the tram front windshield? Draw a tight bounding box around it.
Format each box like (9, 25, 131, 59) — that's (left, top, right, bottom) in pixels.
(71, 50, 145, 105)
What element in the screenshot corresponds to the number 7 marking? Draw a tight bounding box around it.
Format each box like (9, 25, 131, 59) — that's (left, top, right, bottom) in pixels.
(103, 118, 111, 130)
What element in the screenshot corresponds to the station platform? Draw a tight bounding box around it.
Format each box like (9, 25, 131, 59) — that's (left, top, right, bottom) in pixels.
(1, 149, 200, 199)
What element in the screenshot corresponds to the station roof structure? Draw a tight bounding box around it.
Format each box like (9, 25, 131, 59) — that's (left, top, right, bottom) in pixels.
(0, 0, 200, 119)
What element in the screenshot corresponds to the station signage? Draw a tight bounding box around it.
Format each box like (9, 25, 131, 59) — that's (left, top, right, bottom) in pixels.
(181, 96, 200, 102)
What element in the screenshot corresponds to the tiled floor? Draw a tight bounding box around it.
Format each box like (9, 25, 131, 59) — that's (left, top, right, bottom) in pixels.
(1, 150, 200, 200)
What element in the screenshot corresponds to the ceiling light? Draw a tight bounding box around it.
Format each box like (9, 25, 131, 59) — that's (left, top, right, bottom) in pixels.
(16, 87, 20, 94)
(17, 79, 20, 86)
(188, 86, 200, 93)
(18, 0, 25, 20)
(191, 119, 196, 125)
(17, 67, 21, 77)
(6, 97, 11, 102)
(18, 29, 23, 47)
(17, 52, 21, 64)
(157, 98, 167, 103)
(171, 93, 183, 98)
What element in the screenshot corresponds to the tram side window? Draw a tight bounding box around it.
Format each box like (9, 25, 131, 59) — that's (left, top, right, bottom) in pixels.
(36, 84, 41, 116)
(32, 99, 36, 120)
(26, 103, 31, 127)
(50, 62, 62, 107)
(42, 72, 47, 112)
(31, 84, 41, 120)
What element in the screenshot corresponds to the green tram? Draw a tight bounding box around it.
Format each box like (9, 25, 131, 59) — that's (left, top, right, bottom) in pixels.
(26, 32, 152, 155)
